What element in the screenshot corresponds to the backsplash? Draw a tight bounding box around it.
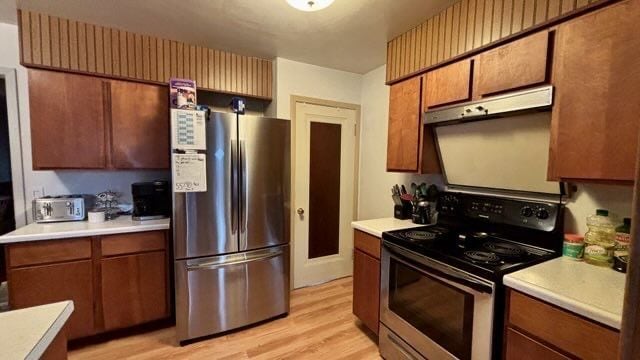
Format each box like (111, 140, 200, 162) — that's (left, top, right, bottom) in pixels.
(564, 183, 633, 235)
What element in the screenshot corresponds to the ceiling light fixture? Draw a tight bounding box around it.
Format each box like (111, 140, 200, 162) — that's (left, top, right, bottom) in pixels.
(286, 0, 335, 12)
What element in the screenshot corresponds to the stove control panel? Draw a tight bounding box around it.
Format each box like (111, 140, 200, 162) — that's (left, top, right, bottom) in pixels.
(438, 192, 561, 232)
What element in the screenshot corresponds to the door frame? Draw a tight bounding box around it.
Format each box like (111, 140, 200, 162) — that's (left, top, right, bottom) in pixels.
(289, 95, 361, 289)
(0, 67, 27, 228)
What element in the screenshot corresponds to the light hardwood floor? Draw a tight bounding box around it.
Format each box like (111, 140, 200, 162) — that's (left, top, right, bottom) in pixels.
(69, 276, 382, 359)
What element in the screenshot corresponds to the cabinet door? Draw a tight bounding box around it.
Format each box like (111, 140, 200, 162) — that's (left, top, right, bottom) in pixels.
(387, 77, 422, 172)
(9, 260, 95, 340)
(353, 249, 380, 335)
(424, 59, 472, 108)
(474, 31, 550, 97)
(548, 1, 640, 181)
(28, 69, 106, 169)
(505, 328, 570, 360)
(109, 80, 170, 169)
(101, 251, 168, 331)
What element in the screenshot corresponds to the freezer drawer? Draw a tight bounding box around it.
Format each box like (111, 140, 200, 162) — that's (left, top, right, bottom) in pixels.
(175, 245, 290, 342)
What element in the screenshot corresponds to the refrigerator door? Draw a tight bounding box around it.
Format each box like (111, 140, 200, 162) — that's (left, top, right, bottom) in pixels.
(238, 116, 291, 251)
(173, 112, 239, 260)
(175, 244, 290, 341)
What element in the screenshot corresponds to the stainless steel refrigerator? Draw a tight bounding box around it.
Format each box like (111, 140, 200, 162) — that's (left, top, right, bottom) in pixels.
(173, 111, 290, 343)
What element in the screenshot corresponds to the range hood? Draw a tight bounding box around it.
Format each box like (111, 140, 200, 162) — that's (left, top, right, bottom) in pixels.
(424, 85, 564, 198)
(425, 85, 553, 125)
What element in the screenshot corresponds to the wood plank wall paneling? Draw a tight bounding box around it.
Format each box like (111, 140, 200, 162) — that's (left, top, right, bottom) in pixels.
(18, 9, 273, 99)
(385, 0, 604, 83)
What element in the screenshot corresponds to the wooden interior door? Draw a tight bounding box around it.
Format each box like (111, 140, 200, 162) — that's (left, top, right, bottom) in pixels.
(9, 260, 95, 340)
(548, 1, 640, 181)
(387, 76, 422, 172)
(28, 69, 106, 169)
(109, 80, 170, 169)
(100, 251, 168, 331)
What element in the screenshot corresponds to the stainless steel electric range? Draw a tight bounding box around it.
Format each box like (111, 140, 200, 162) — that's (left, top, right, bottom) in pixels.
(379, 191, 564, 360)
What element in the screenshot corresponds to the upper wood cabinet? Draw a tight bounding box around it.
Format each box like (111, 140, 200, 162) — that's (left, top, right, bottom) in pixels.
(28, 69, 170, 170)
(110, 80, 170, 169)
(387, 77, 422, 172)
(473, 32, 550, 98)
(424, 59, 472, 108)
(548, 1, 640, 182)
(387, 76, 441, 174)
(29, 69, 107, 169)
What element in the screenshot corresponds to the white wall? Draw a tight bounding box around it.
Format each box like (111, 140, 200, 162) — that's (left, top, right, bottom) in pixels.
(0, 23, 168, 224)
(565, 184, 633, 235)
(357, 65, 443, 220)
(269, 57, 363, 119)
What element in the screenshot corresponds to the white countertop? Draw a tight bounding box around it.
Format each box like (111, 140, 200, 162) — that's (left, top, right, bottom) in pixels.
(504, 257, 626, 329)
(0, 301, 74, 360)
(0, 216, 170, 244)
(351, 217, 425, 237)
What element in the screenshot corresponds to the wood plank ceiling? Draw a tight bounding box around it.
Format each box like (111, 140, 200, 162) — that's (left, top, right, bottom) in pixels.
(385, 0, 603, 83)
(18, 9, 273, 99)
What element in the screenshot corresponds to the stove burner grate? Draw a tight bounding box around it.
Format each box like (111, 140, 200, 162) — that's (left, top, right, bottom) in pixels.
(464, 251, 501, 264)
(404, 230, 437, 241)
(483, 242, 525, 257)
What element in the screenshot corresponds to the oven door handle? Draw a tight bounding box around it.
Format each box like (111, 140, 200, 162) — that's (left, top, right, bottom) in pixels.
(383, 242, 495, 294)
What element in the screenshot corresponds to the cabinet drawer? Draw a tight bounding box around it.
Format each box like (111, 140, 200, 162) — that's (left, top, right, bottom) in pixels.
(7, 238, 92, 268)
(508, 290, 619, 360)
(101, 231, 166, 257)
(474, 31, 549, 97)
(505, 327, 569, 360)
(354, 230, 381, 259)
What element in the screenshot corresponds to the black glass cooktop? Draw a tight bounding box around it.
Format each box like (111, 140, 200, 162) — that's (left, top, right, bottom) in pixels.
(382, 225, 558, 281)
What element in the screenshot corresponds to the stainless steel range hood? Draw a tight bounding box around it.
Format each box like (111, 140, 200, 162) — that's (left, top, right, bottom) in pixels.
(424, 85, 563, 199)
(425, 85, 553, 125)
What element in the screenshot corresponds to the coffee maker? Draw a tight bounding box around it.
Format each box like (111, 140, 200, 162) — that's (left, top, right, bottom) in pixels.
(132, 181, 170, 220)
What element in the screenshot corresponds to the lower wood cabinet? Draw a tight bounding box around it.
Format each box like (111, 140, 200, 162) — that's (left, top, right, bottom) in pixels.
(101, 251, 168, 331)
(505, 290, 619, 360)
(352, 230, 381, 335)
(9, 260, 95, 340)
(5, 230, 170, 340)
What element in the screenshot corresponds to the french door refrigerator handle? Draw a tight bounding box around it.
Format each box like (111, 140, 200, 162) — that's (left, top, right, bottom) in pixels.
(186, 250, 283, 271)
(231, 139, 239, 235)
(239, 140, 248, 250)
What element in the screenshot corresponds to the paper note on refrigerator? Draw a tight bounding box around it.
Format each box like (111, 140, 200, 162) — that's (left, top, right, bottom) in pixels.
(171, 109, 206, 150)
(172, 153, 207, 192)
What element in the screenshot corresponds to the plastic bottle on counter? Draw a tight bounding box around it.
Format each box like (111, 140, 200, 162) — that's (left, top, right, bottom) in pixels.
(583, 209, 617, 267)
(613, 217, 631, 273)
(563, 234, 584, 260)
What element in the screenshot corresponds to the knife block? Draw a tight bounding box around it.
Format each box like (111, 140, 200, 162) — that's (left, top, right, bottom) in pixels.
(394, 201, 412, 220)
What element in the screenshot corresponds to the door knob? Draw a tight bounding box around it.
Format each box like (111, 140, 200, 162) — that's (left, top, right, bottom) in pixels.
(297, 208, 305, 215)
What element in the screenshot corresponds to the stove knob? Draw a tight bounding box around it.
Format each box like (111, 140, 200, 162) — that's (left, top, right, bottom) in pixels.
(536, 208, 550, 220)
(520, 206, 533, 217)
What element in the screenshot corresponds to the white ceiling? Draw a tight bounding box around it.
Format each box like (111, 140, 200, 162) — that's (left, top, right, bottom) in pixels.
(3, 0, 457, 74)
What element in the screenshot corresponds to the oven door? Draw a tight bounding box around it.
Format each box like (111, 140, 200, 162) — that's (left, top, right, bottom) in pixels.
(381, 241, 495, 360)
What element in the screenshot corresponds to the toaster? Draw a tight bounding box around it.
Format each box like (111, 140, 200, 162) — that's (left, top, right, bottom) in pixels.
(32, 195, 95, 223)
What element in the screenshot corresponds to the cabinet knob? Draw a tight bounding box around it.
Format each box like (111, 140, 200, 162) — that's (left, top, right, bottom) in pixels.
(297, 208, 305, 215)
